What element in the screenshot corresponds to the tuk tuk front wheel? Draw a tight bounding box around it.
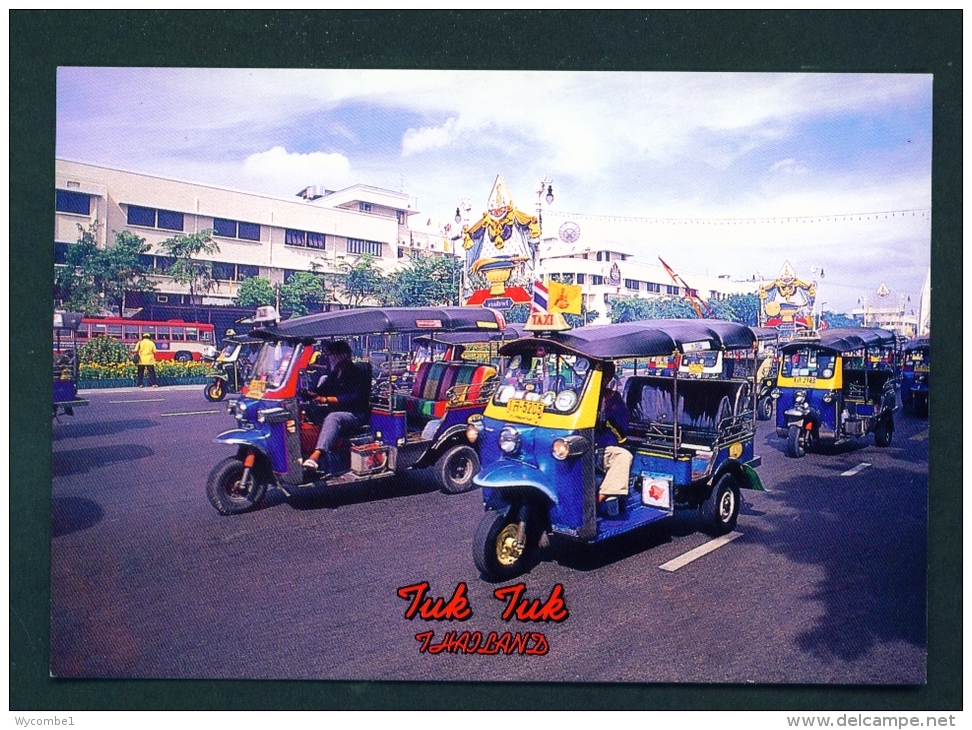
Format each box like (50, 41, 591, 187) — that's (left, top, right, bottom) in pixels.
(757, 396, 773, 421)
(473, 509, 535, 582)
(434, 444, 480, 494)
(699, 473, 741, 536)
(206, 456, 267, 515)
(786, 425, 807, 458)
(874, 415, 893, 447)
(204, 379, 226, 402)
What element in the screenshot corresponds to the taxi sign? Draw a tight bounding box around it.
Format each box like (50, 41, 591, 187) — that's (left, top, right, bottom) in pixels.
(248, 380, 267, 399)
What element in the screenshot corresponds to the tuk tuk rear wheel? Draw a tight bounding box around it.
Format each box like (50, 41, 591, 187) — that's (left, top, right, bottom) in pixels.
(786, 425, 807, 458)
(874, 415, 893, 447)
(473, 509, 535, 582)
(757, 396, 773, 421)
(204, 380, 226, 402)
(206, 456, 267, 515)
(434, 444, 480, 494)
(699, 473, 741, 536)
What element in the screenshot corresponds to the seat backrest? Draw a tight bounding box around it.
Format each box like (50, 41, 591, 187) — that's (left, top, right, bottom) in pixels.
(410, 362, 432, 399)
(626, 376, 676, 424)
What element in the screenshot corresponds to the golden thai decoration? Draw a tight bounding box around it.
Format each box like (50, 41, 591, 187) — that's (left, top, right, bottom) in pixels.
(462, 174, 541, 251)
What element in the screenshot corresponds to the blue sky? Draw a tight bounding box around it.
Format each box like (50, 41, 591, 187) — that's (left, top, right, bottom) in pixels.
(56, 69, 932, 313)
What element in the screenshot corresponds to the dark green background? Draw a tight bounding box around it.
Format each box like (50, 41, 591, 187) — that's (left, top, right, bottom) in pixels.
(11, 10, 962, 710)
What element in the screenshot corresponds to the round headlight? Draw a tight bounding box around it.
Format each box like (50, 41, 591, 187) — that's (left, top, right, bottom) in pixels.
(771, 388, 780, 399)
(499, 426, 521, 454)
(552, 438, 571, 460)
(466, 424, 479, 443)
(554, 390, 578, 412)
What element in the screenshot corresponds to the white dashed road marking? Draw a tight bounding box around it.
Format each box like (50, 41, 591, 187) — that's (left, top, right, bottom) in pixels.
(841, 462, 872, 477)
(659, 532, 743, 572)
(161, 410, 221, 417)
(910, 429, 929, 441)
(110, 399, 165, 404)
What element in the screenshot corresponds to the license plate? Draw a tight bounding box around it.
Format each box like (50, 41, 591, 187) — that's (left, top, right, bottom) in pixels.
(247, 380, 267, 399)
(507, 398, 545, 424)
(688, 363, 704, 374)
(793, 376, 817, 386)
(915, 365, 929, 372)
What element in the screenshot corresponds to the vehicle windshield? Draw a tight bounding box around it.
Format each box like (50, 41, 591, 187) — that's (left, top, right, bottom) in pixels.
(905, 348, 929, 367)
(493, 346, 592, 413)
(218, 343, 239, 360)
(781, 348, 836, 379)
(250, 341, 298, 389)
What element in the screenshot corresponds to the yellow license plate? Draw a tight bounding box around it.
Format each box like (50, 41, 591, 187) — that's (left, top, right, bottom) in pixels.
(793, 376, 817, 386)
(507, 398, 545, 424)
(688, 363, 704, 374)
(915, 365, 929, 372)
(247, 379, 267, 399)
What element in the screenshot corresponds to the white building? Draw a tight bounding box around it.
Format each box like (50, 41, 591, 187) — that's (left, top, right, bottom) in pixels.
(535, 236, 758, 323)
(54, 160, 456, 310)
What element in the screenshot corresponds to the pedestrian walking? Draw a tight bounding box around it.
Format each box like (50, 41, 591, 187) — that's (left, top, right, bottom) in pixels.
(134, 332, 159, 387)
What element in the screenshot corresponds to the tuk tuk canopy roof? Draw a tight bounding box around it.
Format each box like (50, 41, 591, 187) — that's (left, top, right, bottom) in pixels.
(501, 319, 757, 360)
(750, 327, 780, 344)
(780, 327, 898, 355)
(902, 335, 930, 353)
(253, 307, 506, 341)
(413, 323, 526, 346)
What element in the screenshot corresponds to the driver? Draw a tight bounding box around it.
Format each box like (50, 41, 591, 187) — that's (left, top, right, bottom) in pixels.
(300, 341, 371, 473)
(596, 362, 632, 506)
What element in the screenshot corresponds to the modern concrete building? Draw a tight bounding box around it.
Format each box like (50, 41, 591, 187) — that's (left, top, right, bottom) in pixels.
(534, 237, 759, 323)
(54, 160, 455, 311)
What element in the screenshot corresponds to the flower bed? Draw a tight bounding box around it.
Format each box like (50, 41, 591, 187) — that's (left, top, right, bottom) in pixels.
(79, 361, 216, 381)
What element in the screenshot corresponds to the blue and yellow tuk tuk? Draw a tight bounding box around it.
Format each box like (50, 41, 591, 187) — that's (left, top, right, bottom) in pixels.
(469, 319, 765, 581)
(899, 335, 929, 417)
(774, 327, 899, 458)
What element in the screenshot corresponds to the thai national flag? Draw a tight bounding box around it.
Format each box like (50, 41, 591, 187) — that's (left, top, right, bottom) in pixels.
(532, 280, 549, 313)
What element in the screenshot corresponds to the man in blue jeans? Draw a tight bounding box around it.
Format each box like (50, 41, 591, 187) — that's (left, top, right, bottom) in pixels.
(300, 341, 371, 473)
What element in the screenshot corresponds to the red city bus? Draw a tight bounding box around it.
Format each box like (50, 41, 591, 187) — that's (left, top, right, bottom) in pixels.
(74, 317, 216, 361)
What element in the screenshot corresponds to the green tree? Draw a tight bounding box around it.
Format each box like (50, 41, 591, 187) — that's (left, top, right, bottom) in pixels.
(234, 276, 276, 308)
(327, 254, 386, 307)
(821, 310, 858, 329)
(387, 255, 462, 307)
(157, 229, 219, 306)
(281, 271, 328, 316)
(609, 296, 699, 322)
(55, 222, 155, 315)
(708, 293, 760, 326)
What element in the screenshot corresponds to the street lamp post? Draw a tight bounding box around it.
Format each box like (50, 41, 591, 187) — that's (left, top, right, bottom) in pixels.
(534, 176, 554, 281)
(453, 198, 472, 303)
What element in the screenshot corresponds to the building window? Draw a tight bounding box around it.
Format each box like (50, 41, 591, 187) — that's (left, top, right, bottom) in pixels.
(666, 285, 680, 295)
(56, 190, 91, 215)
(398, 247, 406, 258)
(605, 252, 611, 262)
(55, 242, 71, 265)
(127, 205, 156, 227)
(239, 222, 261, 241)
(347, 238, 382, 256)
(624, 279, 640, 291)
(126, 205, 184, 231)
(212, 262, 259, 281)
(214, 218, 261, 241)
(591, 275, 604, 286)
(396, 211, 406, 225)
(359, 202, 372, 213)
(285, 229, 326, 249)
(645, 282, 661, 293)
(596, 252, 603, 261)
(576, 273, 586, 285)
(157, 209, 184, 231)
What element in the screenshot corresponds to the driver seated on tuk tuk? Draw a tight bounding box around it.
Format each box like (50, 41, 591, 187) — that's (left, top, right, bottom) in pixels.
(299, 340, 372, 473)
(596, 363, 633, 505)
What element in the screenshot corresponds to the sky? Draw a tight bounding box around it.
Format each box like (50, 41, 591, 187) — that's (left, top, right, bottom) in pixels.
(56, 69, 932, 313)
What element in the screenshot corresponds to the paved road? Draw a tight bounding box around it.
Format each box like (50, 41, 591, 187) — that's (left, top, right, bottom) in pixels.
(50, 387, 928, 682)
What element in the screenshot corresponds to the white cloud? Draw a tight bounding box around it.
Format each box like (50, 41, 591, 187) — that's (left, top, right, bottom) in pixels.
(402, 117, 461, 156)
(770, 158, 809, 174)
(241, 146, 352, 195)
